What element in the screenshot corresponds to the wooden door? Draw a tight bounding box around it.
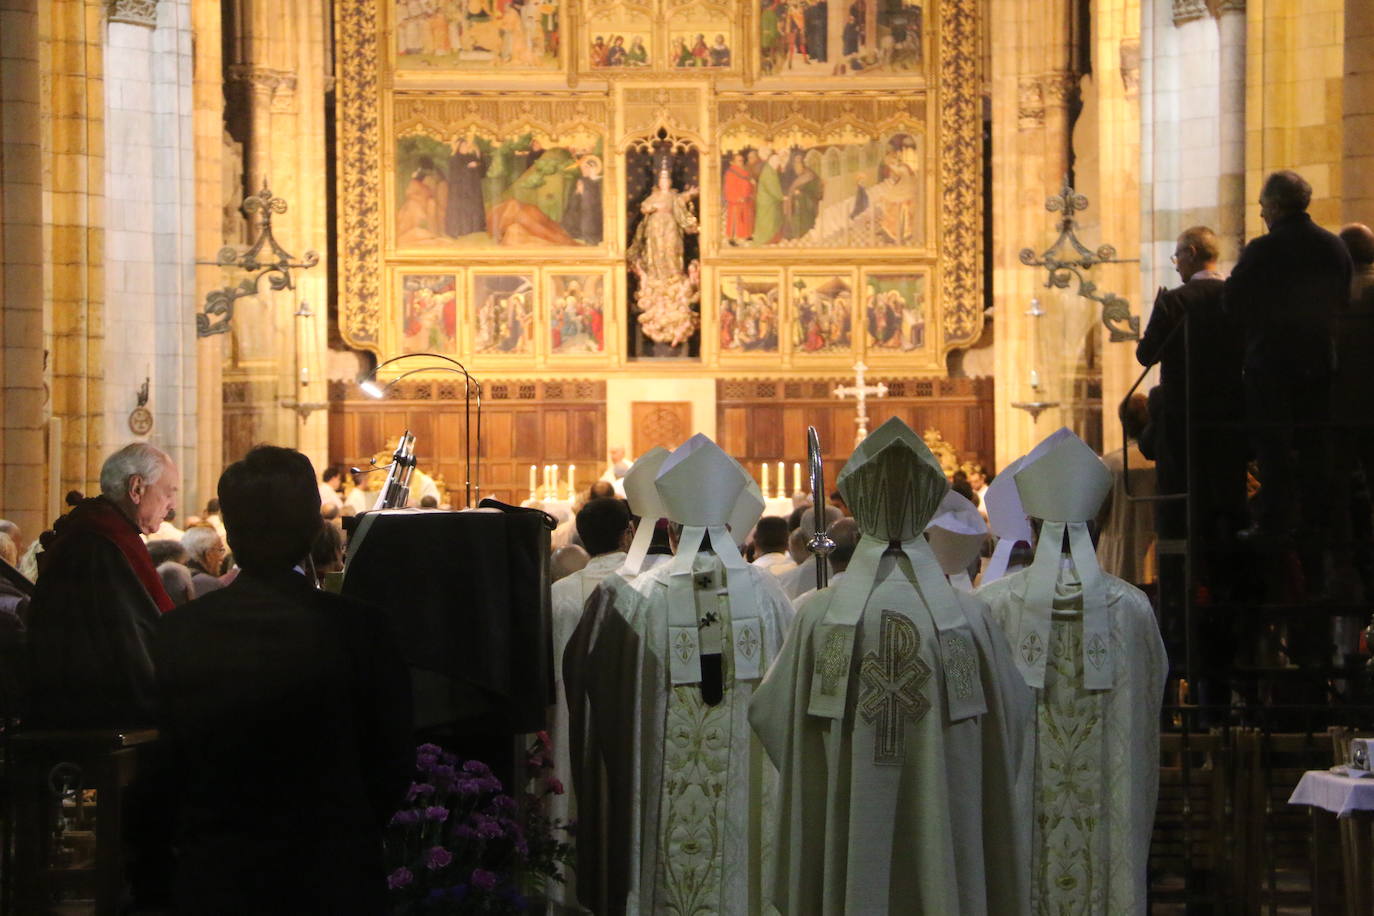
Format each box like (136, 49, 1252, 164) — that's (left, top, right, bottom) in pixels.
(632, 401, 692, 456)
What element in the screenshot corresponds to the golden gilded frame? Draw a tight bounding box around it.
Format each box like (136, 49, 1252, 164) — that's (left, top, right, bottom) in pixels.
(336, 0, 983, 377)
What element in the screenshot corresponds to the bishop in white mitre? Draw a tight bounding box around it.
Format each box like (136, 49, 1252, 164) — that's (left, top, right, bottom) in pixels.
(974, 428, 1168, 915)
(749, 417, 1034, 915)
(563, 434, 792, 915)
(982, 453, 1034, 584)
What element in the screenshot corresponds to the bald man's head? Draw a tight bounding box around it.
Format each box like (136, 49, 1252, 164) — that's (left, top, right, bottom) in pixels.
(1340, 223, 1374, 266)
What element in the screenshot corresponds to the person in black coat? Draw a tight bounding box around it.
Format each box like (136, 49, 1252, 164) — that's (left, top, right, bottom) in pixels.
(1137, 226, 1247, 550)
(1224, 170, 1352, 590)
(144, 445, 413, 914)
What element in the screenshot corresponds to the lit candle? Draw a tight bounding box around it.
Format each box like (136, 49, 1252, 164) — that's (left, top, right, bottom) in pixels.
(299, 366, 310, 386)
(793, 462, 801, 495)
(552, 464, 560, 499)
(568, 464, 575, 497)
(544, 465, 552, 497)
(761, 462, 769, 496)
(1029, 368, 1040, 390)
(776, 462, 784, 499)
(529, 464, 537, 499)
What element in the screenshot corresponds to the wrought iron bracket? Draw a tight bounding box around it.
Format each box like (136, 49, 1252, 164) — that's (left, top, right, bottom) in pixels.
(1019, 184, 1140, 342)
(196, 180, 320, 338)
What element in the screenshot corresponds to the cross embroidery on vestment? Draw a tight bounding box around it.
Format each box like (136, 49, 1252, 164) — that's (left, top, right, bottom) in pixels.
(814, 627, 851, 697)
(858, 611, 931, 764)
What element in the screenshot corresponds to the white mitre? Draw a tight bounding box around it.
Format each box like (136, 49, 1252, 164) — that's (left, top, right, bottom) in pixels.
(809, 416, 986, 722)
(727, 464, 766, 549)
(619, 446, 671, 576)
(925, 489, 988, 592)
(1012, 427, 1114, 689)
(981, 453, 1032, 584)
(654, 434, 765, 686)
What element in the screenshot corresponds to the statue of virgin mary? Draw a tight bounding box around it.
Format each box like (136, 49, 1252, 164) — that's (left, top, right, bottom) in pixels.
(628, 165, 701, 350)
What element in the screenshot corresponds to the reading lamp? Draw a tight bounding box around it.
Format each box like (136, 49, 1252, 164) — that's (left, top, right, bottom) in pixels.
(357, 353, 481, 507)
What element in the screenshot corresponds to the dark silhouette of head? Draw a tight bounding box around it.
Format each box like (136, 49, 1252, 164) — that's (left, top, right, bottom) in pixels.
(218, 445, 323, 574)
(576, 497, 632, 556)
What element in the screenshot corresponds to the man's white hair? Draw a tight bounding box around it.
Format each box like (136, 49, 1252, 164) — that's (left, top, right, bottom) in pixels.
(181, 524, 222, 564)
(100, 442, 171, 500)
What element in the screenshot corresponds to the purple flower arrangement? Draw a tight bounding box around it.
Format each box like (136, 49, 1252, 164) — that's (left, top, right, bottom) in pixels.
(384, 733, 572, 914)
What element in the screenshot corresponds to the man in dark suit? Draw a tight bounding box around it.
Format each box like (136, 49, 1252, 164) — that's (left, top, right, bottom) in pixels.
(147, 445, 413, 914)
(1225, 170, 1352, 590)
(1137, 226, 1247, 552)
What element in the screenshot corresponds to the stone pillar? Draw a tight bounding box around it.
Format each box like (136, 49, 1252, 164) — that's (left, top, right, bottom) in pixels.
(0, 0, 50, 534)
(193, 0, 225, 509)
(1217, 0, 1246, 264)
(103, 0, 201, 507)
(1344, 0, 1374, 223)
(221, 0, 330, 470)
(990, 0, 1077, 468)
(43, 0, 107, 498)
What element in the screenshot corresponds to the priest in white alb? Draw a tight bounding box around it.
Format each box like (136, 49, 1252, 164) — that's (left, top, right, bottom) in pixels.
(548, 496, 633, 910)
(563, 434, 793, 915)
(749, 417, 1034, 915)
(975, 428, 1168, 915)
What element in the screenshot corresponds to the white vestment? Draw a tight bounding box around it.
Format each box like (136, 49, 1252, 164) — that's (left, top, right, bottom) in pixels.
(749, 554, 1034, 914)
(752, 552, 796, 575)
(549, 550, 626, 910)
(563, 555, 794, 914)
(975, 564, 1168, 915)
(776, 556, 817, 599)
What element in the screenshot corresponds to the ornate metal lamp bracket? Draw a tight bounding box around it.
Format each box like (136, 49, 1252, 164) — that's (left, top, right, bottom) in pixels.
(1018, 184, 1140, 342)
(196, 180, 320, 338)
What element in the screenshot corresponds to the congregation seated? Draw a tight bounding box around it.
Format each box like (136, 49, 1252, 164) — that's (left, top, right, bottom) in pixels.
(181, 524, 228, 598)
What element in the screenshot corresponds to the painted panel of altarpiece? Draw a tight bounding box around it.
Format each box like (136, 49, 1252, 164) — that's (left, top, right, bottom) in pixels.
(336, 0, 982, 374)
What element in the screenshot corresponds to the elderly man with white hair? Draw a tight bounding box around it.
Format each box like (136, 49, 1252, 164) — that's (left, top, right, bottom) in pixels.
(26, 441, 180, 727)
(181, 524, 229, 597)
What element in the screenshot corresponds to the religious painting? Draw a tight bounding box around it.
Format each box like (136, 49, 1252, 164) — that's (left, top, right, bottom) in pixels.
(626, 141, 702, 359)
(758, 0, 922, 78)
(393, 123, 605, 250)
(862, 271, 927, 354)
(717, 130, 925, 249)
(588, 32, 652, 68)
(718, 274, 781, 355)
(398, 273, 460, 354)
(546, 272, 607, 354)
(393, 0, 562, 71)
(790, 271, 855, 356)
(472, 272, 536, 355)
(669, 30, 733, 68)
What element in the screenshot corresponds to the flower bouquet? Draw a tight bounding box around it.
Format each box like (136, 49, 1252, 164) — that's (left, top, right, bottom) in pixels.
(385, 733, 572, 913)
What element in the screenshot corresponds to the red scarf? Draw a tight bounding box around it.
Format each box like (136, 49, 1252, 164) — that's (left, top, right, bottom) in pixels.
(42, 497, 175, 613)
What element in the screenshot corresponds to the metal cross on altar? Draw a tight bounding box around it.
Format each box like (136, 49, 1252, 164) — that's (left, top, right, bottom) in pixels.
(834, 361, 889, 445)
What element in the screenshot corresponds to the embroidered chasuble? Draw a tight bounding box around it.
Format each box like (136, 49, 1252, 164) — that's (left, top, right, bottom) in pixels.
(565, 558, 793, 914)
(748, 417, 1035, 915)
(976, 566, 1166, 915)
(563, 434, 791, 915)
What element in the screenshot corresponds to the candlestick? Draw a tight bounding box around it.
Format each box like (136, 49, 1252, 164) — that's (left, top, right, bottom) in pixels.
(793, 462, 801, 495)
(529, 464, 537, 500)
(776, 462, 784, 500)
(552, 464, 561, 500)
(568, 464, 575, 498)
(761, 462, 769, 496)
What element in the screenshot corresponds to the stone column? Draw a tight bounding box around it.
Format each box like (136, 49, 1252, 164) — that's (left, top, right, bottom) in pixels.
(43, 0, 107, 498)
(0, 0, 50, 534)
(193, 0, 225, 509)
(221, 0, 330, 470)
(990, 0, 1077, 468)
(1344, 0, 1374, 223)
(1217, 0, 1246, 264)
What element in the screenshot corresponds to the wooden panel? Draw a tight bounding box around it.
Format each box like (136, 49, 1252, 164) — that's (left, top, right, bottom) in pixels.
(717, 376, 996, 476)
(327, 379, 607, 506)
(632, 402, 691, 456)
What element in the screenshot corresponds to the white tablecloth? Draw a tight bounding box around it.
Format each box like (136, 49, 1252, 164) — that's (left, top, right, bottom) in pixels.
(1289, 769, 1374, 818)
(762, 497, 796, 519)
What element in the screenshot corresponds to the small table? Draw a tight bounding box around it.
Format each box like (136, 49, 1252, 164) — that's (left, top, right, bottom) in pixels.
(1290, 769, 1374, 915)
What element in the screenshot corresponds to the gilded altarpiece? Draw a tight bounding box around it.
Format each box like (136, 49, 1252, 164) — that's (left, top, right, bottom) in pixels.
(336, 0, 982, 376)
